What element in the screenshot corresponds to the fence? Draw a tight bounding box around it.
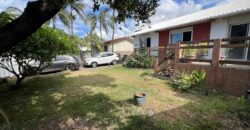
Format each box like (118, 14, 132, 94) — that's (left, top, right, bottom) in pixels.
(175, 37, 250, 96)
(134, 37, 250, 96)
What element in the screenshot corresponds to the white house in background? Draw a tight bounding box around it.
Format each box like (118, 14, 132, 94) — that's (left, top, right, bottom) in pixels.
(103, 37, 134, 58)
(131, 0, 250, 61)
(0, 58, 19, 78)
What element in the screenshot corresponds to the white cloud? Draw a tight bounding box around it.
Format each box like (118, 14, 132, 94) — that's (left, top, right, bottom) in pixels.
(197, 0, 233, 8)
(0, 0, 28, 12)
(150, 0, 202, 25)
(0, 0, 233, 40)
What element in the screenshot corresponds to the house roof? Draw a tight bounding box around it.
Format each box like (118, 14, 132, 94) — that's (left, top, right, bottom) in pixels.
(130, 0, 250, 36)
(103, 37, 133, 45)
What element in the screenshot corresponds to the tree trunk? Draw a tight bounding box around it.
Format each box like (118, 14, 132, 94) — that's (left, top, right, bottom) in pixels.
(70, 6, 73, 35)
(11, 76, 25, 90)
(52, 16, 56, 29)
(111, 10, 115, 52)
(0, 0, 66, 55)
(100, 20, 102, 43)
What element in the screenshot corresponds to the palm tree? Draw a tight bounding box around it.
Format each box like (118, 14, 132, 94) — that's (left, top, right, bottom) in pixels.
(50, 8, 71, 29)
(110, 9, 117, 52)
(67, 0, 87, 35)
(87, 9, 109, 42)
(47, 0, 87, 33)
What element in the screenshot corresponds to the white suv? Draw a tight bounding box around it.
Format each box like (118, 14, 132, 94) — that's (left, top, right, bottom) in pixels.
(84, 52, 119, 68)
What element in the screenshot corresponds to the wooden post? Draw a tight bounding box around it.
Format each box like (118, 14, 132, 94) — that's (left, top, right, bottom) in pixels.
(210, 39, 222, 88)
(211, 39, 222, 67)
(153, 58, 160, 73)
(147, 47, 151, 56)
(175, 42, 180, 65)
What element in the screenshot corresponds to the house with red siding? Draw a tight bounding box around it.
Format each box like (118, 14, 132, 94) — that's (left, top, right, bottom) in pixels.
(131, 0, 250, 61)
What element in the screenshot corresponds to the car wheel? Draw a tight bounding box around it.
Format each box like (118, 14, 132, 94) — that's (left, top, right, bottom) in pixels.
(111, 60, 118, 65)
(91, 62, 98, 68)
(67, 64, 76, 71)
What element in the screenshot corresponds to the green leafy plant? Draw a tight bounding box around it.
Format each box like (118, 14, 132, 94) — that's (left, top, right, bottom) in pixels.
(172, 70, 206, 91)
(190, 70, 206, 88)
(123, 53, 152, 69)
(140, 71, 152, 77)
(0, 26, 78, 88)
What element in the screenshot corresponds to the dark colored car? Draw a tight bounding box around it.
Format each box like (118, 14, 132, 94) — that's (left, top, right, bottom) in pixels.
(29, 55, 80, 73)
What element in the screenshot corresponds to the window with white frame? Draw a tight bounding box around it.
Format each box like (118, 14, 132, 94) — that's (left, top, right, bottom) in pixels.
(228, 23, 250, 60)
(170, 29, 192, 44)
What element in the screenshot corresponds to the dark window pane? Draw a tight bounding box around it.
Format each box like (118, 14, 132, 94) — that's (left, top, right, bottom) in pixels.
(56, 56, 68, 61)
(183, 31, 192, 41)
(107, 53, 114, 56)
(228, 24, 248, 60)
(230, 24, 248, 38)
(104, 46, 108, 51)
(147, 38, 151, 47)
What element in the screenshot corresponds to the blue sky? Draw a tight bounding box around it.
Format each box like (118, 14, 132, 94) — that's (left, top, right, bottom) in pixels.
(0, 0, 233, 40)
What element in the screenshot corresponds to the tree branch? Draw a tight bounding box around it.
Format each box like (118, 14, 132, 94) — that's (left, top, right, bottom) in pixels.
(0, 0, 66, 54)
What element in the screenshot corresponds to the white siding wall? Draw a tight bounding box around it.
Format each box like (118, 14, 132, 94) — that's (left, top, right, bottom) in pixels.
(107, 40, 134, 52)
(0, 59, 19, 78)
(133, 37, 140, 49)
(209, 13, 250, 59)
(133, 32, 159, 56)
(209, 18, 229, 59)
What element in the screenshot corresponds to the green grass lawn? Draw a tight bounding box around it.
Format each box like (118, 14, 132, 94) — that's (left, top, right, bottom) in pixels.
(0, 65, 250, 130)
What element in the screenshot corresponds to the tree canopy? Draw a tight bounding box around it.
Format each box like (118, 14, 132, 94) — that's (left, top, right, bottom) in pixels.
(0, 11, 79, 87)
(0, 0, 159, 54)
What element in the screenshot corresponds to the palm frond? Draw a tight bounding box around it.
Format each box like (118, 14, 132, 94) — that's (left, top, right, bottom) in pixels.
(87, 14, 97, 34)
(71, 2, 87, 24)
(58, 9, 71, 28)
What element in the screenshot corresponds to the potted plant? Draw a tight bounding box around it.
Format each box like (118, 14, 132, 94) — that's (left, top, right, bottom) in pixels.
(134, 92, 147, 106)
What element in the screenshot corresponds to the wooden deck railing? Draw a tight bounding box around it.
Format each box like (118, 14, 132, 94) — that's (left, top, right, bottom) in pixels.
(134, 36, 250, 66)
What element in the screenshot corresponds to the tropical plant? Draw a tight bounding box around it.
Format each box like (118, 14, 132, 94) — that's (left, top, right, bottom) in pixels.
(0, 26, 78, 88)
(124, 53, 152, 69)
(88, 9, 110, 42)
(47, 0, 86, 33)
(0, 0, 159, 55)
(49, 8, 72, 29)
(83, 34, 104, 53)
(172, 70, 206, 91)
(67, 0, 87, 35)
(110, 9, 117, 52)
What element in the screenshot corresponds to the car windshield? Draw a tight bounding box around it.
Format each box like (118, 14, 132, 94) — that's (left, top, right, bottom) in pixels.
(92, 53, 105, 58)
(92, 53, 100, 58)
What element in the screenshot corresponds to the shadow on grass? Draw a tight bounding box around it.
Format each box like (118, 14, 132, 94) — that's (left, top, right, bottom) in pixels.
(1, 72, 249, 129)
(0, 73, 119, 129)
(118, 102, 234, 130)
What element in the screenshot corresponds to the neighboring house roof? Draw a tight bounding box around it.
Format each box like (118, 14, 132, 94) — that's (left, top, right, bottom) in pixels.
(131, 0, 250, 36)
(103, 37, 133, 45)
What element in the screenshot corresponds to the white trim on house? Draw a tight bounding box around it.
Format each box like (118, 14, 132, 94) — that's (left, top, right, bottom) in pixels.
(133, 32, 159, 56)
(169, 27, 193, 44)
(130, 0, 250, 37)
(226, 23, 250, 61)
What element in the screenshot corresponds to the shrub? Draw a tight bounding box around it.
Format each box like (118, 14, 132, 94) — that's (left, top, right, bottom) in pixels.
(172, 70, 206, 91)
(123, 53, 152, 69)
(140, 71, 153, 77)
